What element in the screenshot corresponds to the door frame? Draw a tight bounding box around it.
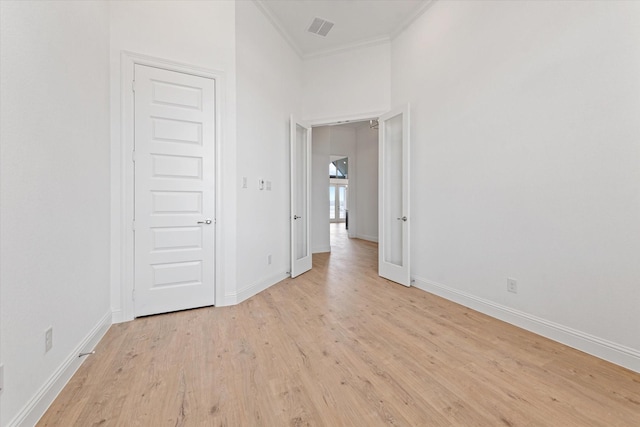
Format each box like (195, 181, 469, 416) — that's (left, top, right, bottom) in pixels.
(305, 110, 409, 282)
(307, 113, 384, 248)
(116, 52, 225, 322)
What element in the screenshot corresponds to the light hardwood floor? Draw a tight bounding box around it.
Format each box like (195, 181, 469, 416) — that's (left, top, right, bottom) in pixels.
(39, 224, 640, 426)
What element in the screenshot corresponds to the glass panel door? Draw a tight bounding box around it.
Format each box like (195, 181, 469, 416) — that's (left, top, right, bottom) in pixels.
(329, 184, 348, 223)
(338, 186, 347, 220)
(378, 105, 410, 286)
(329, 186, 336, 220)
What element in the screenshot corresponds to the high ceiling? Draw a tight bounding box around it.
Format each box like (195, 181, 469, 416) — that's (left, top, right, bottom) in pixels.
(256, 0, 433, 57)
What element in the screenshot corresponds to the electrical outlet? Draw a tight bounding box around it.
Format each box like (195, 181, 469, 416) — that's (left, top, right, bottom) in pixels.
(267, 254, 272, 265)
(507, 278, 518, 294)
(45, 327, 53, 353)
(0, 364, 4, 394)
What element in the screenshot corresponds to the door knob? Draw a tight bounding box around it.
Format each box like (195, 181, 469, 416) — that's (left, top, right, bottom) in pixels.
(396, 216, 407, 222)
(197, 219, 212, 225)
(294, 215, 302, 220)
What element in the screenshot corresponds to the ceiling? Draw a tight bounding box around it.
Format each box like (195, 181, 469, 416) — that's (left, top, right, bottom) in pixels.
(256, 0, 433, 57)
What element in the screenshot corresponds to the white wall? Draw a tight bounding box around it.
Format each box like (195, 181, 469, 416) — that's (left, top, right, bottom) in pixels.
(355, 125, 378, 242)
(109, 0, 238, 314)
(0, 1, 112, 424)
(302, 43, 391, 123)
(392, 0, 640, 369)
(311, 127, 331, 253)
(235, 0, 302, 302)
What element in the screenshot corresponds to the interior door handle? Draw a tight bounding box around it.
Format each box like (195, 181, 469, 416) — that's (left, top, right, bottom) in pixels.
(397, 216, 407, 222)
(197, 219, 212, 225)
(294, 215, 302, 220)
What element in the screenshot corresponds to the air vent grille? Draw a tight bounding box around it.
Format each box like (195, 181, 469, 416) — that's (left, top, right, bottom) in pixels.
(307, 17, 334, 37)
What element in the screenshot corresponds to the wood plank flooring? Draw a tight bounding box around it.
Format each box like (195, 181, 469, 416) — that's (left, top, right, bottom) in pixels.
(38, 224, 640, 426)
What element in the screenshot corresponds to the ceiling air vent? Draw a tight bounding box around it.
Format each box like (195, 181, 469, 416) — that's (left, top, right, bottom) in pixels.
(307, 17, 334, 37)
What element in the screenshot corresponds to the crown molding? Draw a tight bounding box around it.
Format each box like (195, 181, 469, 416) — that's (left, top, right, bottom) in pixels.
(302, 36, 390, 60)
(390, 0, 438, 40)
(252, 0, 303, 58)
(253, 0, 437, 60)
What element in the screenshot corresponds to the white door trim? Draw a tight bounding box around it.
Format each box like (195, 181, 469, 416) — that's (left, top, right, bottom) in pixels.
(116, 52, 225, 322)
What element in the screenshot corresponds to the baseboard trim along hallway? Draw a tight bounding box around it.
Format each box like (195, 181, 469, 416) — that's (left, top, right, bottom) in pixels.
(9, 311, 112, 427)
(412, 276, 640, 374)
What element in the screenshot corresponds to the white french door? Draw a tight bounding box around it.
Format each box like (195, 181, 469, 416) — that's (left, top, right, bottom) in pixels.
(134, 64, 215, 316)
(290, 117, 312, 278)
(378, 105, 411, 287)
(330, 184, 348, 223)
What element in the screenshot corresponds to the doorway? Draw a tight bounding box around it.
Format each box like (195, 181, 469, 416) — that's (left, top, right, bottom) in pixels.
(329, 155, 350, 250)
(329, 155, 349, 224)
(117, 53, 225, 322)
(310, 121, 379, 254)
(299, 108, 410, 288)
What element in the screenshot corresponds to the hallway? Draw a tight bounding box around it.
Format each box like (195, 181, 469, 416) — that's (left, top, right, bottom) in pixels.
(38, 236, 640, 426)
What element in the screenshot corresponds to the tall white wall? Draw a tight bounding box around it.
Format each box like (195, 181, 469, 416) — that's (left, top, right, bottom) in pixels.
(302, 43, 391, 123)
(109, 0, 238, 313)
(311, 127, 331, 253)
(0, 1, 111, 424)
(235, 0, 302, 302)
(355, 125, 378, 242)
(391, 0, 640, 369)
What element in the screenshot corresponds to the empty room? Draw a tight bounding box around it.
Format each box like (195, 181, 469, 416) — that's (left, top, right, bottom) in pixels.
(1, 0, 639, 426)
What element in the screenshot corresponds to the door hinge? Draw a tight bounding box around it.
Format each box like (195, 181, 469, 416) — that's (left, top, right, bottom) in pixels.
(132, 80, 135, 92)
(132, 150, 136, 163)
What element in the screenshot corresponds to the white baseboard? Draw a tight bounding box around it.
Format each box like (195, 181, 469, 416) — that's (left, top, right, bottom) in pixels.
(231, 270, 289, 305)
(312, 245, 331, 254)
(412, 276, 640, 374)
(9, 311, 112, 427)
(355, 234, 378, 243)
(111, 308, 124, 324)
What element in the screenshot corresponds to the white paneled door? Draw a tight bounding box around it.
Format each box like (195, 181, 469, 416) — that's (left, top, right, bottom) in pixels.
(290, 117, 312, 278)
(378, 105, 411, 286)
(134, 65, 215, 316)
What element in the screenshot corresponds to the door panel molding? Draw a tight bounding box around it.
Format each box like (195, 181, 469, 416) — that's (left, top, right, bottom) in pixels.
(116, 52, 225, 322)
(133, 64, 215, 316)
